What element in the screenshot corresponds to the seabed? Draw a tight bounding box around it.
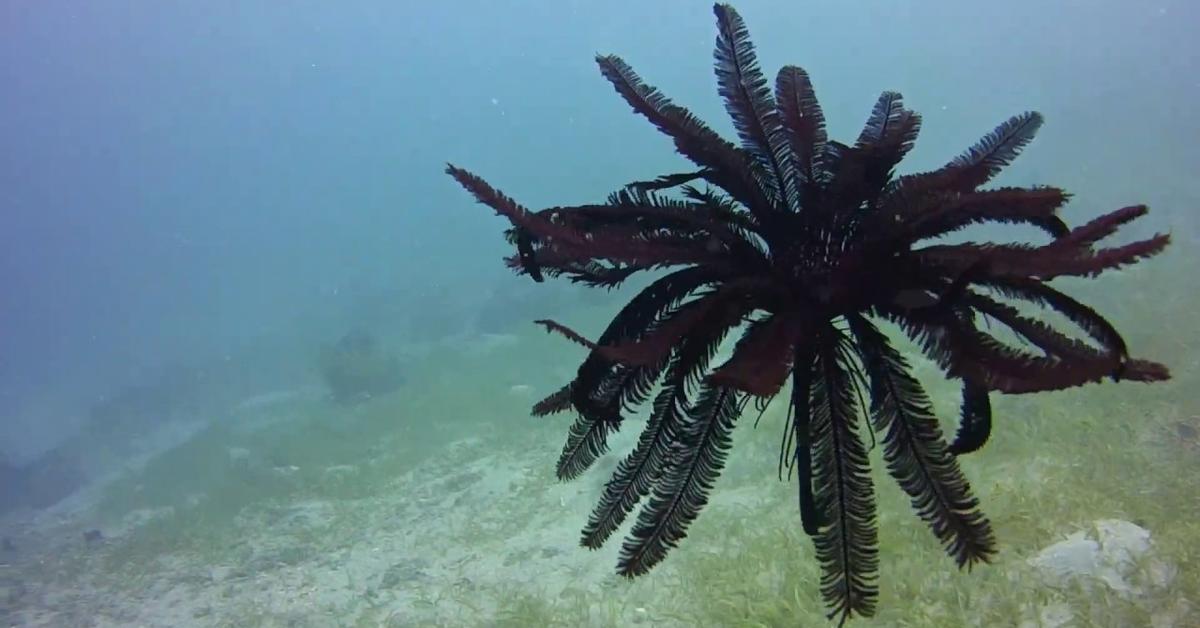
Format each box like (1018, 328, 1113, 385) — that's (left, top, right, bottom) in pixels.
(0, 261, 1196, 628)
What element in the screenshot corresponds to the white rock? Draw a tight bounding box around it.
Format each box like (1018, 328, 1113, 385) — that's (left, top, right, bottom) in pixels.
(1027, 519, 1170, 599)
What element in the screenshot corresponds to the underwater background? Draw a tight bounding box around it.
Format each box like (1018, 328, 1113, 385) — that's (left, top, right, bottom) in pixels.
(0, 0, 1197, 626)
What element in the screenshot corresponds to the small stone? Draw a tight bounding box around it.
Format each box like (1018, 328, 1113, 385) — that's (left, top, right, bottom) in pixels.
(1028, 519, 1167, 600)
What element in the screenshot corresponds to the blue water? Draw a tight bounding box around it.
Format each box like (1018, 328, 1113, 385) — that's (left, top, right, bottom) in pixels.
(1, 1, 1197, 626)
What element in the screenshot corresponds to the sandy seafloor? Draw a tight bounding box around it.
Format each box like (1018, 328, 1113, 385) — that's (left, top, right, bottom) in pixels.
(0, 261, 1197, 628)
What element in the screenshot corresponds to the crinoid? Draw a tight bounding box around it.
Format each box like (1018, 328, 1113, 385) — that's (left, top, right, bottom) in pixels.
(446, 3, 1170, 623)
